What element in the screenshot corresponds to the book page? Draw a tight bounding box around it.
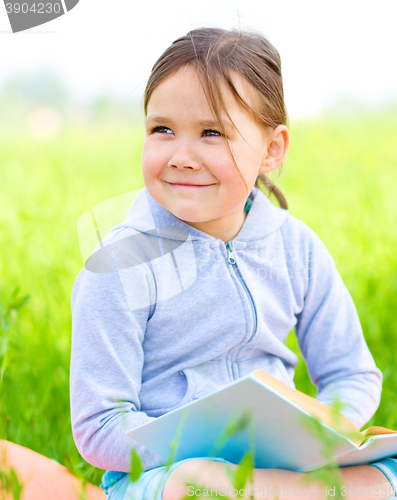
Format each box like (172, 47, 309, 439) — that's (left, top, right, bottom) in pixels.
(362, 426, 397, 438)
(252, 370, 364, 446)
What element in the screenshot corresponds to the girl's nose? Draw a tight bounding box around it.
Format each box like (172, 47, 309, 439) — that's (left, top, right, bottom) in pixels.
(167, 143, 201, 170)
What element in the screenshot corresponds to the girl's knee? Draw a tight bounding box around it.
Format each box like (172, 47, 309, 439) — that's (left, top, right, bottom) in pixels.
(163, 459, 227, 500)
(163, 459, 199, 500)
(162, 472, 186, 500)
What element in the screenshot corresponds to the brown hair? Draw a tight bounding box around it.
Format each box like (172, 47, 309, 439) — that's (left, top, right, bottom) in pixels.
(143, 27, 288, 210)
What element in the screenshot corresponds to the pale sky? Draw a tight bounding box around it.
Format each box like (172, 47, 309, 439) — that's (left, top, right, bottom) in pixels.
(0, 0, 396, 118)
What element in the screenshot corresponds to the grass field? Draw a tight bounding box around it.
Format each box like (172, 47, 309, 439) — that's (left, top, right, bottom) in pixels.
(1, 113, 397, 489)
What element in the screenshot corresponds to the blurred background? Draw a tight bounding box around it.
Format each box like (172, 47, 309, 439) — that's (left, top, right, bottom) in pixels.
(1, 0, 397, 489)
(1, 0, 397, 128)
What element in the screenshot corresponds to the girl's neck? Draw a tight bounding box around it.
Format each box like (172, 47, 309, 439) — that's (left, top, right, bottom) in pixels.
(177, 207, 247, 242)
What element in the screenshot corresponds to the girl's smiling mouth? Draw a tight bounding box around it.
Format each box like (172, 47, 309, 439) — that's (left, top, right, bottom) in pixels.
(166, 182, 215, 189)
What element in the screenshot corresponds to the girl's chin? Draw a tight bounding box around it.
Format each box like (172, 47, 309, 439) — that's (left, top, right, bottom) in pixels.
(174, 214, 208, 224)
(167, 203, 207, 222)
(173, 211, 217, 224)
(171, 205, 244, 225)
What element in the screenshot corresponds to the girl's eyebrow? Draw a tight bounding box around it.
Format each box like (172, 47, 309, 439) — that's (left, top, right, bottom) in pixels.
(145, 115, 235, 132)
(201, 119, 235, 132)
(145, 116, 171, 126)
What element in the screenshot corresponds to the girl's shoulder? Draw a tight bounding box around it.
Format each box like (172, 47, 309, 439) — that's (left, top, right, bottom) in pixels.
(279, 212, 323, 245)
(251, 187, 326, 250)
(278, 213, 336, 272)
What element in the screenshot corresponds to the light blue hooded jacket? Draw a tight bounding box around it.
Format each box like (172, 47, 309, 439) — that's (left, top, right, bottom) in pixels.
(70, 186, 382, 474)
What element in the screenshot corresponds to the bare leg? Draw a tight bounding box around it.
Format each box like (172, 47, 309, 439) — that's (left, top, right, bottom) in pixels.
(162, 459, 394, 500)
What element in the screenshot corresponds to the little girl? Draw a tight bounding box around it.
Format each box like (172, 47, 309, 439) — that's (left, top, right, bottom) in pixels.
(70, 27, 397, 499)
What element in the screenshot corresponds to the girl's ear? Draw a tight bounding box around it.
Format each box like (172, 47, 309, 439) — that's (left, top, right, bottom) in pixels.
(259, 125, 290, 174)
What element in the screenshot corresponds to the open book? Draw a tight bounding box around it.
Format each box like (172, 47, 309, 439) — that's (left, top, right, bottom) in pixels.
(127, 370, 397, 472)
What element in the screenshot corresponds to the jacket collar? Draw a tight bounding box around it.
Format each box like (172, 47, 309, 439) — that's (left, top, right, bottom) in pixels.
(123, 186, 289, 243)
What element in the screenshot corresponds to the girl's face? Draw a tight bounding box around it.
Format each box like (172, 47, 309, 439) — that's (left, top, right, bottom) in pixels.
(142, 65, 288, 241)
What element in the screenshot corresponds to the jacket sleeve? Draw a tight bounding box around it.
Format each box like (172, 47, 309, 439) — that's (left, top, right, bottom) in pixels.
(70, 238, 166, 472)
(294, 227, 382, 430)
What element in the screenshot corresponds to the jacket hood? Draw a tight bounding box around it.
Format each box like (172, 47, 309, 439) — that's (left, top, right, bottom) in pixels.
(122, 186, 289, 243)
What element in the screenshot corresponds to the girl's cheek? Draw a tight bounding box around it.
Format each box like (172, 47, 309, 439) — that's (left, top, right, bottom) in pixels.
(212, 156, 241, 182)
(141, 150, 164, 173)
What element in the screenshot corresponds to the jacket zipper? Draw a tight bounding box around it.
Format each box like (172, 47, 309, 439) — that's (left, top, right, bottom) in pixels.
(225, 241, 258, 342)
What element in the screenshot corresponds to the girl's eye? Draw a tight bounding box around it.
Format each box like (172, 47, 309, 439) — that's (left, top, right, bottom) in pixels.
(203, 129, 221, 137)
(151, 126, 173, 134)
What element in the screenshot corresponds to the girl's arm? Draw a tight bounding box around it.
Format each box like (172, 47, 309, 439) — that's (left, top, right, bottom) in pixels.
(70, 233, 166, 473)
(292, 222, 382, 428)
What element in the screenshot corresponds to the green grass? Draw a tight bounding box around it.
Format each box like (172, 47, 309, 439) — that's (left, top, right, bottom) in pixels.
(1, 113, 396, 488)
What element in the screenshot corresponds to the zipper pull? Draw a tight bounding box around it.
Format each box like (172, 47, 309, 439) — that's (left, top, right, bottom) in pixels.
(226, 242, 236, 265)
